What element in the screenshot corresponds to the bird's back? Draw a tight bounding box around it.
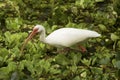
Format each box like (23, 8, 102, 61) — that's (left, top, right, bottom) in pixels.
(45, 28, 100, 47)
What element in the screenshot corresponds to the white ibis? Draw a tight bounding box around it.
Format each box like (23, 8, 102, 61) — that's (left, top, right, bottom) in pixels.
(21, 25, 101, 53)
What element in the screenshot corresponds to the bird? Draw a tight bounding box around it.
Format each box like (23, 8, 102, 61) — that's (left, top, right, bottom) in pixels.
(21, 25, 101, 53)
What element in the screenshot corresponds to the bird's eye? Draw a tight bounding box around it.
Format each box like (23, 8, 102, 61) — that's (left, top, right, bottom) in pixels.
(33, 28, 39, 33)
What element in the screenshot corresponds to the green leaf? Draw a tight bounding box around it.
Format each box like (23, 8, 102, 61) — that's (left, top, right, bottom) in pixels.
(91, 57, 97, 66)
(51, 25, 58, 31)
(98, 24, 107, 32)
(69, 53, 82, 65)
(0, 48, 9, 58)
(70, 65, 77, 72)
(4, 32, 28, 48)
(25, 60, 34, 74)
(6, 18, 22, 31)
(81, 58, 91, 66)
(65, 22, 77, 28)
(39, 59, 51, 73)
(80, 71, 87, 78)
(4, 31, 11, 44)
(11, 47, 20, 57)
(8, 62, 17, 72)
(0, 67, 9, 79)
(0, 3, 6, 7)
(73, 76, 80, 80)
(91, 67, 103, 74)
(0, 67, 9, 74)
(111, 33, 119, 41)
(50, 67, 61, 75)
(62, 70, 71, 77)
(117, 41, 120, 48)
(0, 56, 3, 62)
(19, 61, 25, 71)
(55, 54, 69, 66)
(33, 59, 51, 76)
(95, 0, 104, 2)
(114, 61, 120, 69)
(99, 57, 110, 65)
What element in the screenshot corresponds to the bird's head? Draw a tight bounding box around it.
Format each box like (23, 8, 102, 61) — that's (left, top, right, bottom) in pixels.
(33, 25, 44, 33)
(27, 25, 44, 40)
(21, 25, 44, 53)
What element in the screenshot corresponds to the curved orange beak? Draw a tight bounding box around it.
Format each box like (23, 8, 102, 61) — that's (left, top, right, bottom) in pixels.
(21, 28, 38, 53)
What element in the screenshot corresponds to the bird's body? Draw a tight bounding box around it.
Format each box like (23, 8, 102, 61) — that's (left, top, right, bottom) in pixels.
(45, 28, 100, 47)
(21, 25, 101, 53)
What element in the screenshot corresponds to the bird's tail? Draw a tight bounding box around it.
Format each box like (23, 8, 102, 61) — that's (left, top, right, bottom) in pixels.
(88, 31, 101, 37)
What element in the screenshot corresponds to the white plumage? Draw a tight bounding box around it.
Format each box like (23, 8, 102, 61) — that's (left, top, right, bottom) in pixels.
(21, 25, 101, 52)
(45, 28, 100, 47)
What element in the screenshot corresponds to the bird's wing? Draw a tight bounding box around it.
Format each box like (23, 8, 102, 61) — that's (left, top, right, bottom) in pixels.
(45, 28, 100, 47)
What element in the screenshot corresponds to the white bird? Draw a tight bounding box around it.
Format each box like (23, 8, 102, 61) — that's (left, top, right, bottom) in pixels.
(21, 25, 101, 53)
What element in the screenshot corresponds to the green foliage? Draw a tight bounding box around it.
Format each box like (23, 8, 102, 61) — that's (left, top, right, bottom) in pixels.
(0, 0, 120, 80)
(5, 17, 22, 31)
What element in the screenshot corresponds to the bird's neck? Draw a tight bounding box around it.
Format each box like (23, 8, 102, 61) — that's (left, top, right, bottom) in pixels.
(40, 30, 46, 43)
